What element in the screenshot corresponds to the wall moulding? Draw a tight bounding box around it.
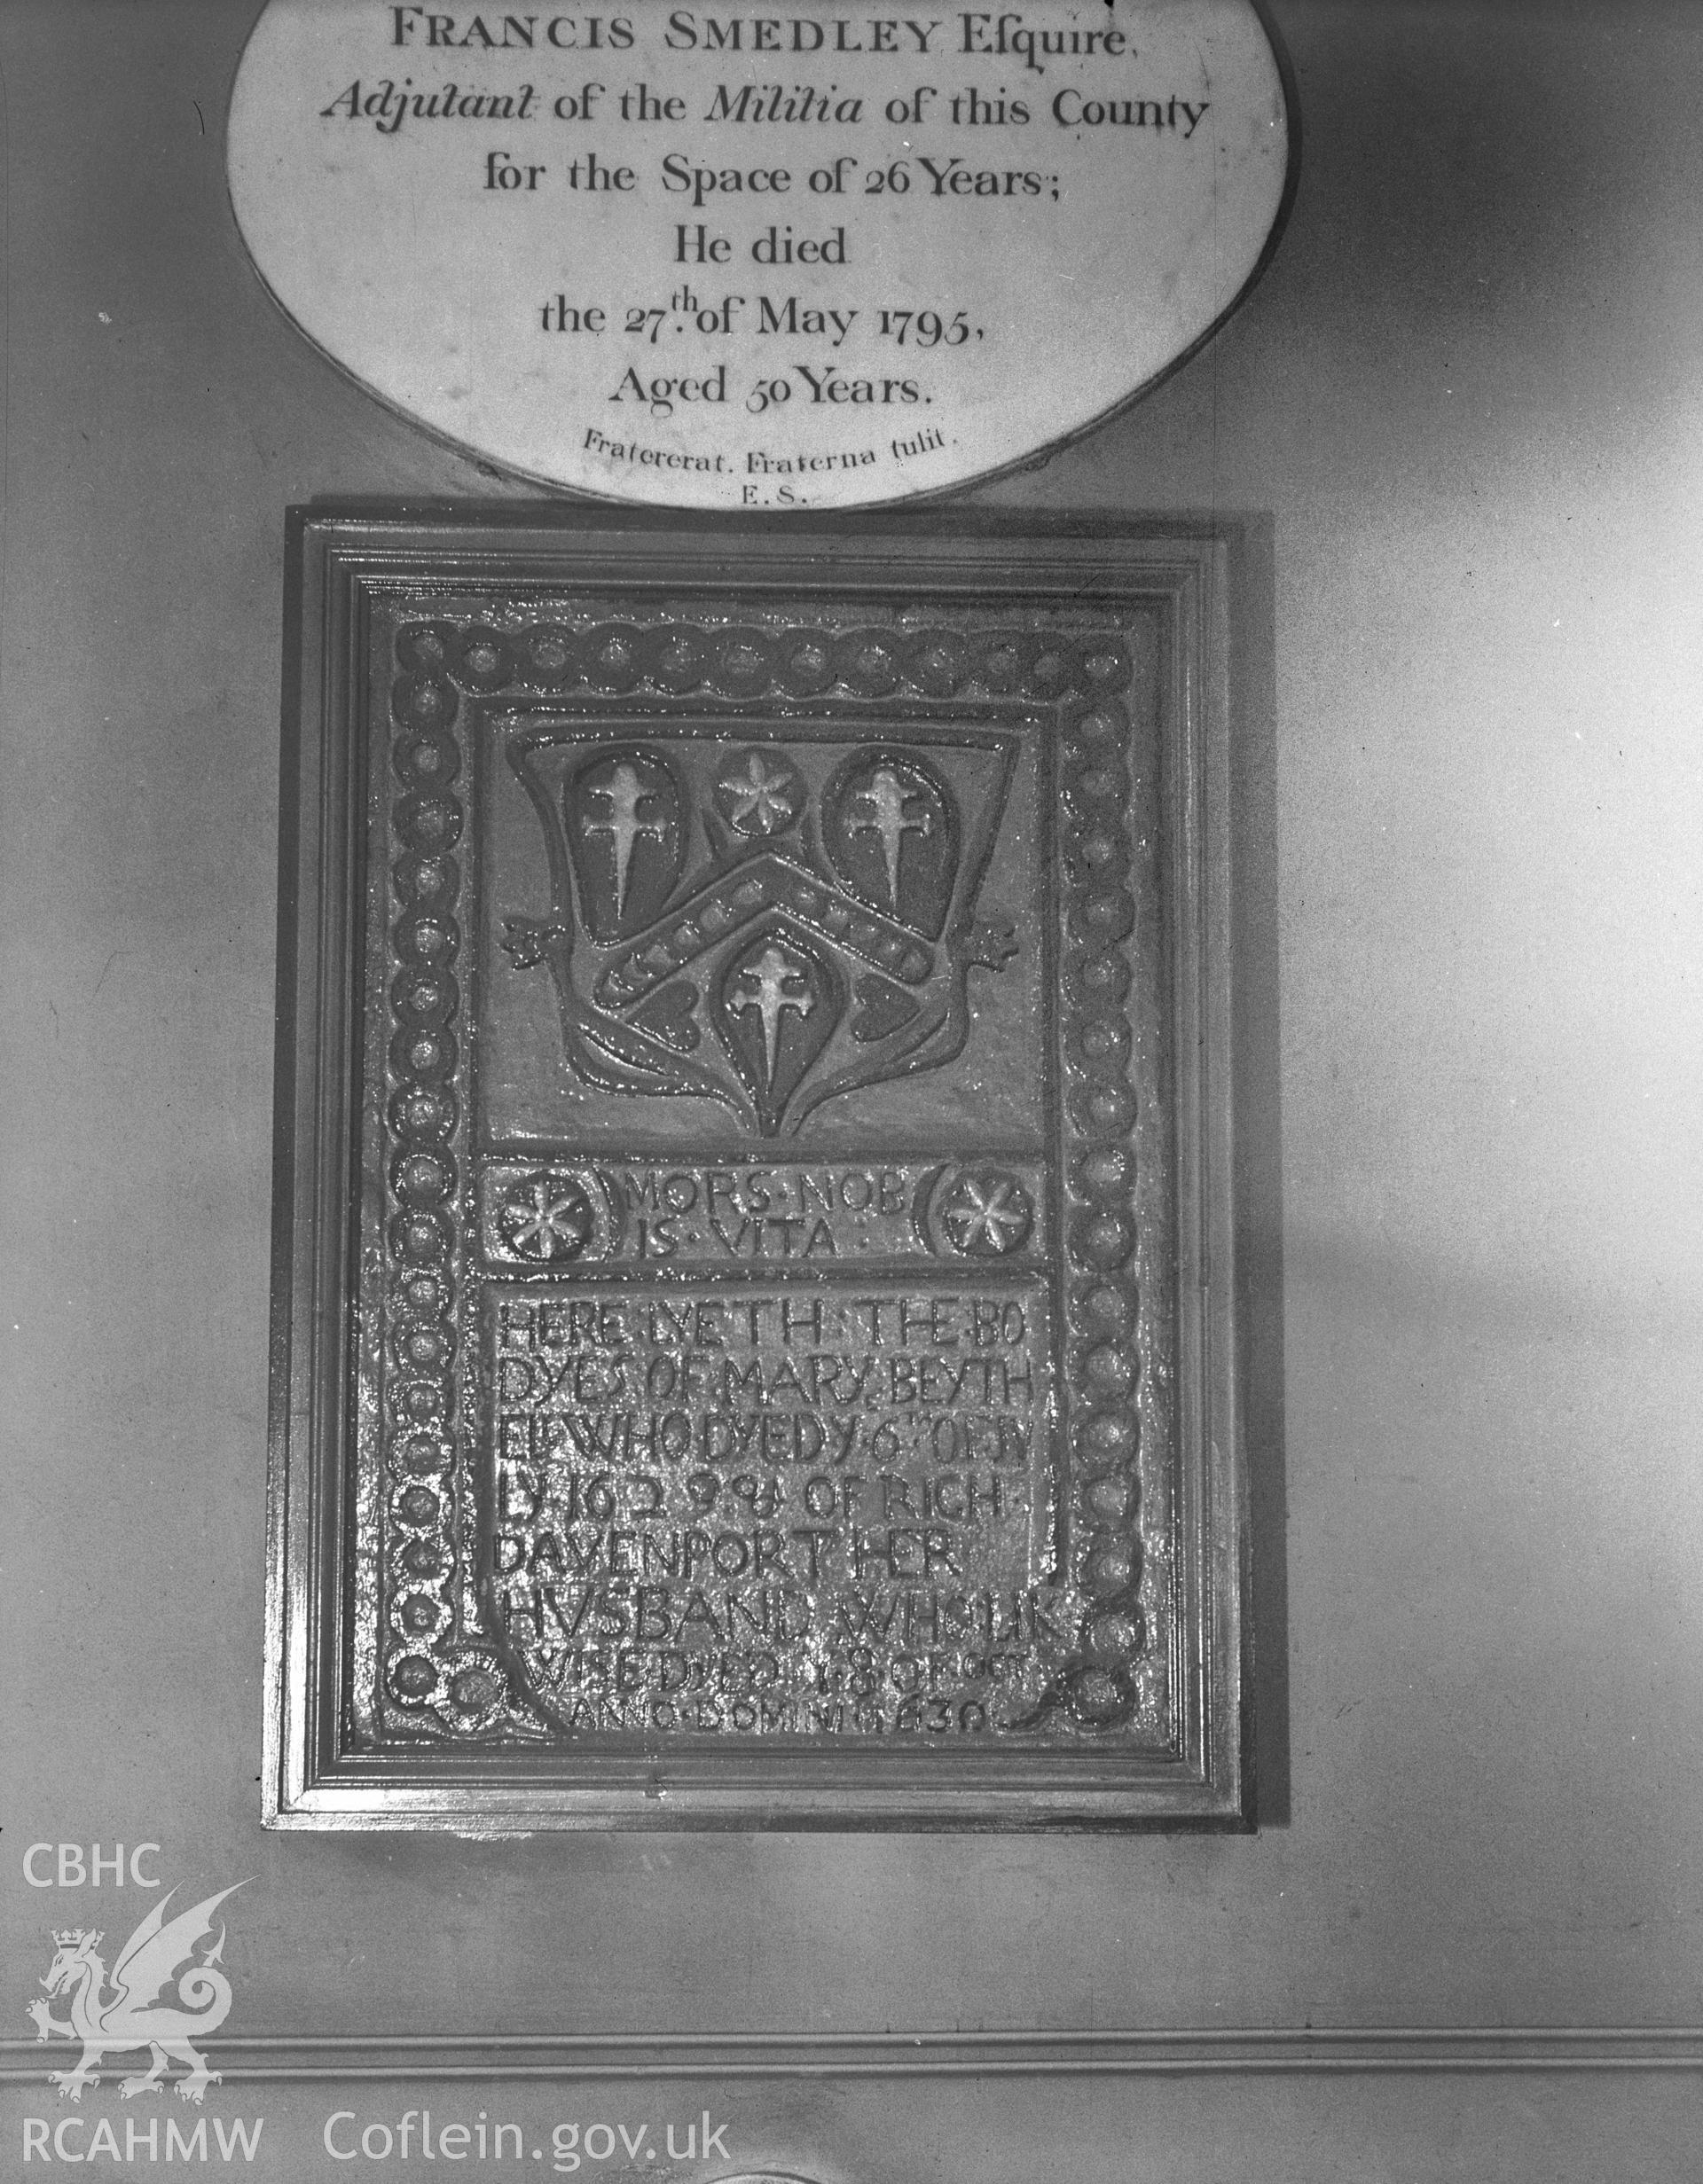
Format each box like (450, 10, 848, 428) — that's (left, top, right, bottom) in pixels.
(266, 511, 1245, 1828)
(7, 2030, 1703, 2081)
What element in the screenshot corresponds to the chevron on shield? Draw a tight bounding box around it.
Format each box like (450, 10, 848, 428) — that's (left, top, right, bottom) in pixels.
(502, 727, 1021, 1138)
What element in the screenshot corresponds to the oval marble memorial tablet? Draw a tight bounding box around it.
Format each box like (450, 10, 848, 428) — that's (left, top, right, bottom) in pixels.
(229, 0, 1290, 508)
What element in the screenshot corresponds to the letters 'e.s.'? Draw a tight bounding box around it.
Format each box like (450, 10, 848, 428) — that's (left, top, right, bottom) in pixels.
(27, 1885, 245, 2105)
(225, 0, 1291, 508)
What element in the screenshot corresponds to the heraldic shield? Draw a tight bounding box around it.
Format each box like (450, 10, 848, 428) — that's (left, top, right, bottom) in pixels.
(501, 724, 1020, 1136)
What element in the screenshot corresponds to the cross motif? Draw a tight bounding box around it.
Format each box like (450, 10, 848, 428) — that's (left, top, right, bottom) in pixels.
(583, 761, 667, 916)
(730, 945, 814, 1086)
(849, 765, 931, 911)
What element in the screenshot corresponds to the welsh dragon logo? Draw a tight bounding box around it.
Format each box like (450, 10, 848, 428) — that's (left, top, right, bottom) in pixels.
(501, 726, 1019, 1136)
(27, 1885, 243, 2105)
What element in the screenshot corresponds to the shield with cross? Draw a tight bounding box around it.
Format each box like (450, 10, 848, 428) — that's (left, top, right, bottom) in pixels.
(501, 725, 1022, 1138)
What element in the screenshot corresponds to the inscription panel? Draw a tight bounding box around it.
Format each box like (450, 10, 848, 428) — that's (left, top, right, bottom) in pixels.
(268, 517, 1243, 1826)
(227, 0, 1291, 508)
(488, 1279, 1056, 1736)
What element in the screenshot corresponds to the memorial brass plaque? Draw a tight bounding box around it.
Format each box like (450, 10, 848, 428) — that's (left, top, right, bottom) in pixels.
(266, 513, 1244, 1827)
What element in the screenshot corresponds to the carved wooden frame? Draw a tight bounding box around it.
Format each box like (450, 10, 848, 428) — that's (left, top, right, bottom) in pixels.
(265, 510, 1245, 1828)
